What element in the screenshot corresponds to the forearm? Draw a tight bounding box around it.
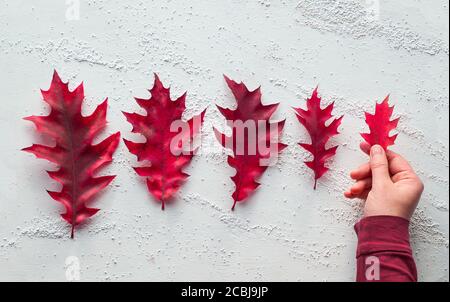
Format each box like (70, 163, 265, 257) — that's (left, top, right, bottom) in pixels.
(354, 216, 418, 282)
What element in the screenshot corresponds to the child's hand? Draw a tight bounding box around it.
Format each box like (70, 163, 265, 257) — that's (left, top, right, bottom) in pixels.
(345, 142, 424, 220)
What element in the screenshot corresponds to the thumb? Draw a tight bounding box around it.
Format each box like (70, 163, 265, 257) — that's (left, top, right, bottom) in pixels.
(370, 145, 392, 188)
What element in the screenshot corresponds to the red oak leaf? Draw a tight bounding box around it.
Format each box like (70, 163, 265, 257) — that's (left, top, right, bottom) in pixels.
(293, 88, 343, 190)
(214, 76, 286, 210)
(361, 96, 399, 151)
(123, 75, 206, 210)
(23, 71, 120, 238)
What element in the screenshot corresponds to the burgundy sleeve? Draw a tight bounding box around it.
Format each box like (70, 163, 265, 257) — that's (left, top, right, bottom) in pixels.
(354, 216, 418, 282)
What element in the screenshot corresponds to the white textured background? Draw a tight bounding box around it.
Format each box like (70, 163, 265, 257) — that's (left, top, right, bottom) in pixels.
(0, 0, 448, 282)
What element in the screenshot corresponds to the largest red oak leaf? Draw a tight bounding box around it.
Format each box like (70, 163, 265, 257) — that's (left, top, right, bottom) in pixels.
(123, 75, 206, 210)
(214, 76, 286, 210)
(23, 71, 120, 238)
(361, 95, 399, 150)
(293, 88, 343, 190)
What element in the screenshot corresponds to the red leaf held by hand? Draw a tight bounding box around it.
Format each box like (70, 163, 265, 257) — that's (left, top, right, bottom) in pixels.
(123, 74, 206, 210)
(23, 71, 120, 239)
(293, 88, 343, 190)
(214, 76, 286, 210)
(361, 95, 399, 150)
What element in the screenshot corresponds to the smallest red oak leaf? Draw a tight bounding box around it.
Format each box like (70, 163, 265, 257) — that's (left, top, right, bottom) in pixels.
(123, 74, 206, 210)
(293, 88, 343, 190)
(361, 95, 400, 151)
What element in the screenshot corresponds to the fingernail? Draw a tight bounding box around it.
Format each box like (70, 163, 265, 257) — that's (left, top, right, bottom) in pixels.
(371, 145, 383, 157)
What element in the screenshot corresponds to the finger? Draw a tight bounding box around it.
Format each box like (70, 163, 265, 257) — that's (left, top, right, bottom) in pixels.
(344, 190, 353, 198)
(386, 150, 415, 176)
(362, 142, 416, 176)
(350, 178, 372, 194)
(370, 145, 392, 188)
(362, 142, 404, 162)
(360, 142, 371, 155)
(350, 163, 371, 180)
(345, 189, 370, 200)
(391, 171, 419, 183)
